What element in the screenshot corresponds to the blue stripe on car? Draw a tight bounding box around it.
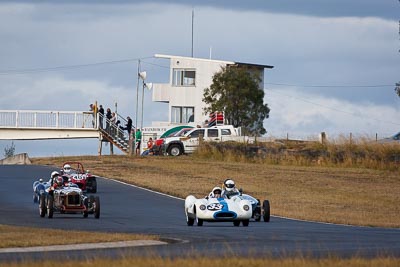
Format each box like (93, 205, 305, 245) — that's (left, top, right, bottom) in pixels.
(213, 198, 237, 219)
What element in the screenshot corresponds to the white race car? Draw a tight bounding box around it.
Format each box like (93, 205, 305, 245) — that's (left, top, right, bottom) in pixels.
(185, 194, 253, 226)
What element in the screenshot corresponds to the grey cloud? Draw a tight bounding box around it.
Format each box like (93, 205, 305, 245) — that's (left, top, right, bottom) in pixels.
(2, 0, 398, 20)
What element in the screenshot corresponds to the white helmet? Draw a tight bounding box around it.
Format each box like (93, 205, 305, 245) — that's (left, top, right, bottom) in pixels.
(211, 186, 222, 198)
(63, 164, 71, 173)
(51, 171, 59, 178)
(224, 179, 235, 192)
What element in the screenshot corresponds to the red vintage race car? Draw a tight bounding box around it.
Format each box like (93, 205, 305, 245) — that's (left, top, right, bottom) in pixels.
(60, 162, 97, 193)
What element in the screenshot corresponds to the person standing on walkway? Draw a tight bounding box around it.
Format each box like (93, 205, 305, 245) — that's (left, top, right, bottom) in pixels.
(105, 108, 112, 134)
(124, 116, 133, 138)
(98, 105, 104, 129)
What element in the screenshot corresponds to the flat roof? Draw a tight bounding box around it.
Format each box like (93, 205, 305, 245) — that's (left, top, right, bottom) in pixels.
(234, 62, 274, 69)
(154, 54, 274, 69)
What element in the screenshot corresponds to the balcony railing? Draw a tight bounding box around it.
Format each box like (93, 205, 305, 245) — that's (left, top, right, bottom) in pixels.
(0, 110, 97, 129)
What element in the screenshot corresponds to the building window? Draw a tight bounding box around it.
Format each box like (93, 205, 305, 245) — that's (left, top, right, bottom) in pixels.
(171, 106, 194, 123)
(172, 69, 196, 86)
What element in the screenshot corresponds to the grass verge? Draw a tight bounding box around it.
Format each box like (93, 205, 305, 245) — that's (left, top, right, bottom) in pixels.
(2, 256, 399, 267)
(0, 224, 158, 248)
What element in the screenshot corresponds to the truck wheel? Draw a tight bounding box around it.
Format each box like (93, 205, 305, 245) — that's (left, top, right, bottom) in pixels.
(242, 219, 250, 227)
(262, 200, 271, 222)
(168, 145, 182, 156)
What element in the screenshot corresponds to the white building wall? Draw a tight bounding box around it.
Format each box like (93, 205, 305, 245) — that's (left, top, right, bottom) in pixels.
(151, 54, 271, 128)
(153, 54, 234, 126)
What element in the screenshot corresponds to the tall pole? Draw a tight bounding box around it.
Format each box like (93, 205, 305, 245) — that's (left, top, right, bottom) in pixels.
(135, 60, 140, 131)
(191, 8, 194, 57)
(141, 81, 145, 130)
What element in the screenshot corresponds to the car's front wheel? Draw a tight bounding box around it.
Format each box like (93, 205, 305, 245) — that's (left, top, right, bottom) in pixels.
(83, 198, 89, 218)
(39, 194, 46, 217)
(167, 144, 182, 156)
(47, 195, 54, 219)
(94, 196, 100, 219)
(186, 214, 194, 226)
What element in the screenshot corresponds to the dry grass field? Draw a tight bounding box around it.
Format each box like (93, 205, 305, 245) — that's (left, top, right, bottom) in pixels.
(2, 256, 399, 267)
(0, 225, 158, 248)
(32, 154, 400, 228)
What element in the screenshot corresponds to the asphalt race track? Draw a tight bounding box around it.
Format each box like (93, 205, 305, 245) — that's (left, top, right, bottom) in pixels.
(0, 165, 399, 262)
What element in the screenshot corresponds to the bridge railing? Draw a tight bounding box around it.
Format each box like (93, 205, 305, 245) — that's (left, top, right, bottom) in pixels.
(0, 110, 97, 129)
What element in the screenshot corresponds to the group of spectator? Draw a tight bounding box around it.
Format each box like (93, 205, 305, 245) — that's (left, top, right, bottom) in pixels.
(90, 103, 133, 139)
(90, 103, 143, 155)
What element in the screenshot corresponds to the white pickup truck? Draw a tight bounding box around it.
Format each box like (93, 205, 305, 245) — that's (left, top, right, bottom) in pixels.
(161, 125, 249, 156)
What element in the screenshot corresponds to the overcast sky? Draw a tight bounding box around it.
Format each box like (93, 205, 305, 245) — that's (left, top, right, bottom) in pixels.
(0, 1, 399, 157)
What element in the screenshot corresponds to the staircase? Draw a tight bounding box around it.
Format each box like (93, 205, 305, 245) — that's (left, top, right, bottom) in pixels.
(98, 113, 132, 154)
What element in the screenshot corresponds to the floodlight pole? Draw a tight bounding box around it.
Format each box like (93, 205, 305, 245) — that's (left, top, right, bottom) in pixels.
(141, 80, 145, 130)
(135, 60, 141, 133)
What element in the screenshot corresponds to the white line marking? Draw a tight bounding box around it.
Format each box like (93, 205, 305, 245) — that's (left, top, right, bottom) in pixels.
(0, 240, 166, 253)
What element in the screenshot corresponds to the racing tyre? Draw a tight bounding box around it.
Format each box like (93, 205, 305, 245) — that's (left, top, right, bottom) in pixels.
(167, 144, 182, 156)
(47, 195, 54, 219)
(186, 215, 194, 226)
(83, 198, 89, 218)
(196, 217, 203, 226)
(233, 221, 240, 227)
(39, 194, 46, 217)
(262, 200, 271, 222)
(242, 219, 250, 227)
(94, 196, 100, 219)
(254, 199, 261, 222)
(91, 180, 97, 193)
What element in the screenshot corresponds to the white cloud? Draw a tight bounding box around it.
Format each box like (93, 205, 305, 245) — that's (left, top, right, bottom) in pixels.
(265, 88, 400, 140)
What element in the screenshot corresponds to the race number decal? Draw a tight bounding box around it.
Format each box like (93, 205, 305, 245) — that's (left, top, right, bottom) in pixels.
(207, 203, 223, 211)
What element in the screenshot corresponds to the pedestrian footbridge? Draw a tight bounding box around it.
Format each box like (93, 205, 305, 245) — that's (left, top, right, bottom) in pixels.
(0, 110, 132, 155)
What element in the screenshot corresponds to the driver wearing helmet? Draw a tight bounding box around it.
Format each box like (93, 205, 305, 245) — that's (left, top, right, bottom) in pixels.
(49, 171, 60, 184)
(53, 176, 64, 189)
(207, 186, 222, 199)
(221, 178, 240, 199)
(62, 164, 72, 174)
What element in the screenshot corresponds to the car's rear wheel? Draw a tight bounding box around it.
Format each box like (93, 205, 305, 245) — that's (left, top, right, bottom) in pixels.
(94, 196, 100, 219)
(233, 221, 240, 227)
(242, 219, 250, 227)
(39, 194, 46, 217)
(168, 144, 182, 156)
(262, 200, 271, 222)
(47, 195, 54, 219)
(254, 199, 261, 221)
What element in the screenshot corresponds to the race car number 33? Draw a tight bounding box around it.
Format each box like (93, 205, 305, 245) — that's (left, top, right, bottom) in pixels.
(207, 203, 223, 211)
